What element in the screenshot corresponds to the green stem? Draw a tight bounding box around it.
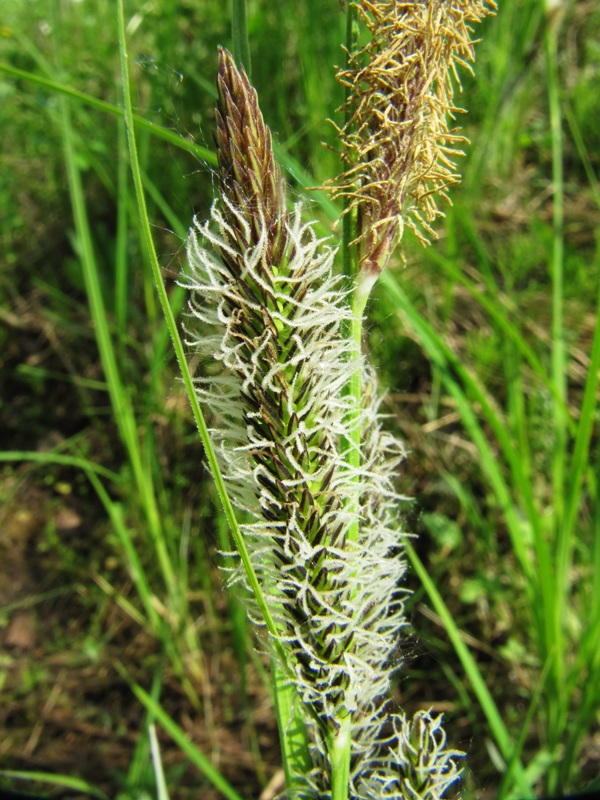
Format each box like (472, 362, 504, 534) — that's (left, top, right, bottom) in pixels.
(326, 7, 367, 800)
(342, 3, 359, 287)
(544, 10, 567, 783)
(343, 0, 366, 549)
(272, 657, 312, 794)
(328, 716, 352, 800)
(346, 286, 372, 544)
(232, 0, 251, 77)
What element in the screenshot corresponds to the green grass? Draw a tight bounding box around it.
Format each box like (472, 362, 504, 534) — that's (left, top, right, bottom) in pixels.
(0, 0, 599, 798)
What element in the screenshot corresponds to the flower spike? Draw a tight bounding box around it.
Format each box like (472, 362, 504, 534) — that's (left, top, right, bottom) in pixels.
(330, 0, 496, 276)
(184, 47, 463, 799)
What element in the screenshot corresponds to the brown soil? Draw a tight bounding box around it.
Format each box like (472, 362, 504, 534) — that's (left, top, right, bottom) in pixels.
(0, 476, 281, 800)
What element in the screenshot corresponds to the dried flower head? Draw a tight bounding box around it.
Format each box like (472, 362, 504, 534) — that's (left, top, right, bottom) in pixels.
(331, 0, 496, 275)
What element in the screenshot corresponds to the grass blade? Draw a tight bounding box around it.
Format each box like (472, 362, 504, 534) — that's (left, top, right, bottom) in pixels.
(0, 60, 216, 163)
(405, 541, 533, 798)
(57, 61, 176, 598)
(0, 771, 108, 799)
(120, 669, 244, 800)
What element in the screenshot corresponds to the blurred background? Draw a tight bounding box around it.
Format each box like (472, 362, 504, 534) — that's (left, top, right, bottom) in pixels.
(1, 1, 599, 798)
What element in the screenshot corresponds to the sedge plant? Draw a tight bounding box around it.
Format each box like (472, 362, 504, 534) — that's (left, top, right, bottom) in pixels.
(179, 3, 495, 798)
(2, 0, 595, 796)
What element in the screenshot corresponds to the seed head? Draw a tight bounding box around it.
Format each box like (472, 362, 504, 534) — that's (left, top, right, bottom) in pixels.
(331, 0, 496, 275)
